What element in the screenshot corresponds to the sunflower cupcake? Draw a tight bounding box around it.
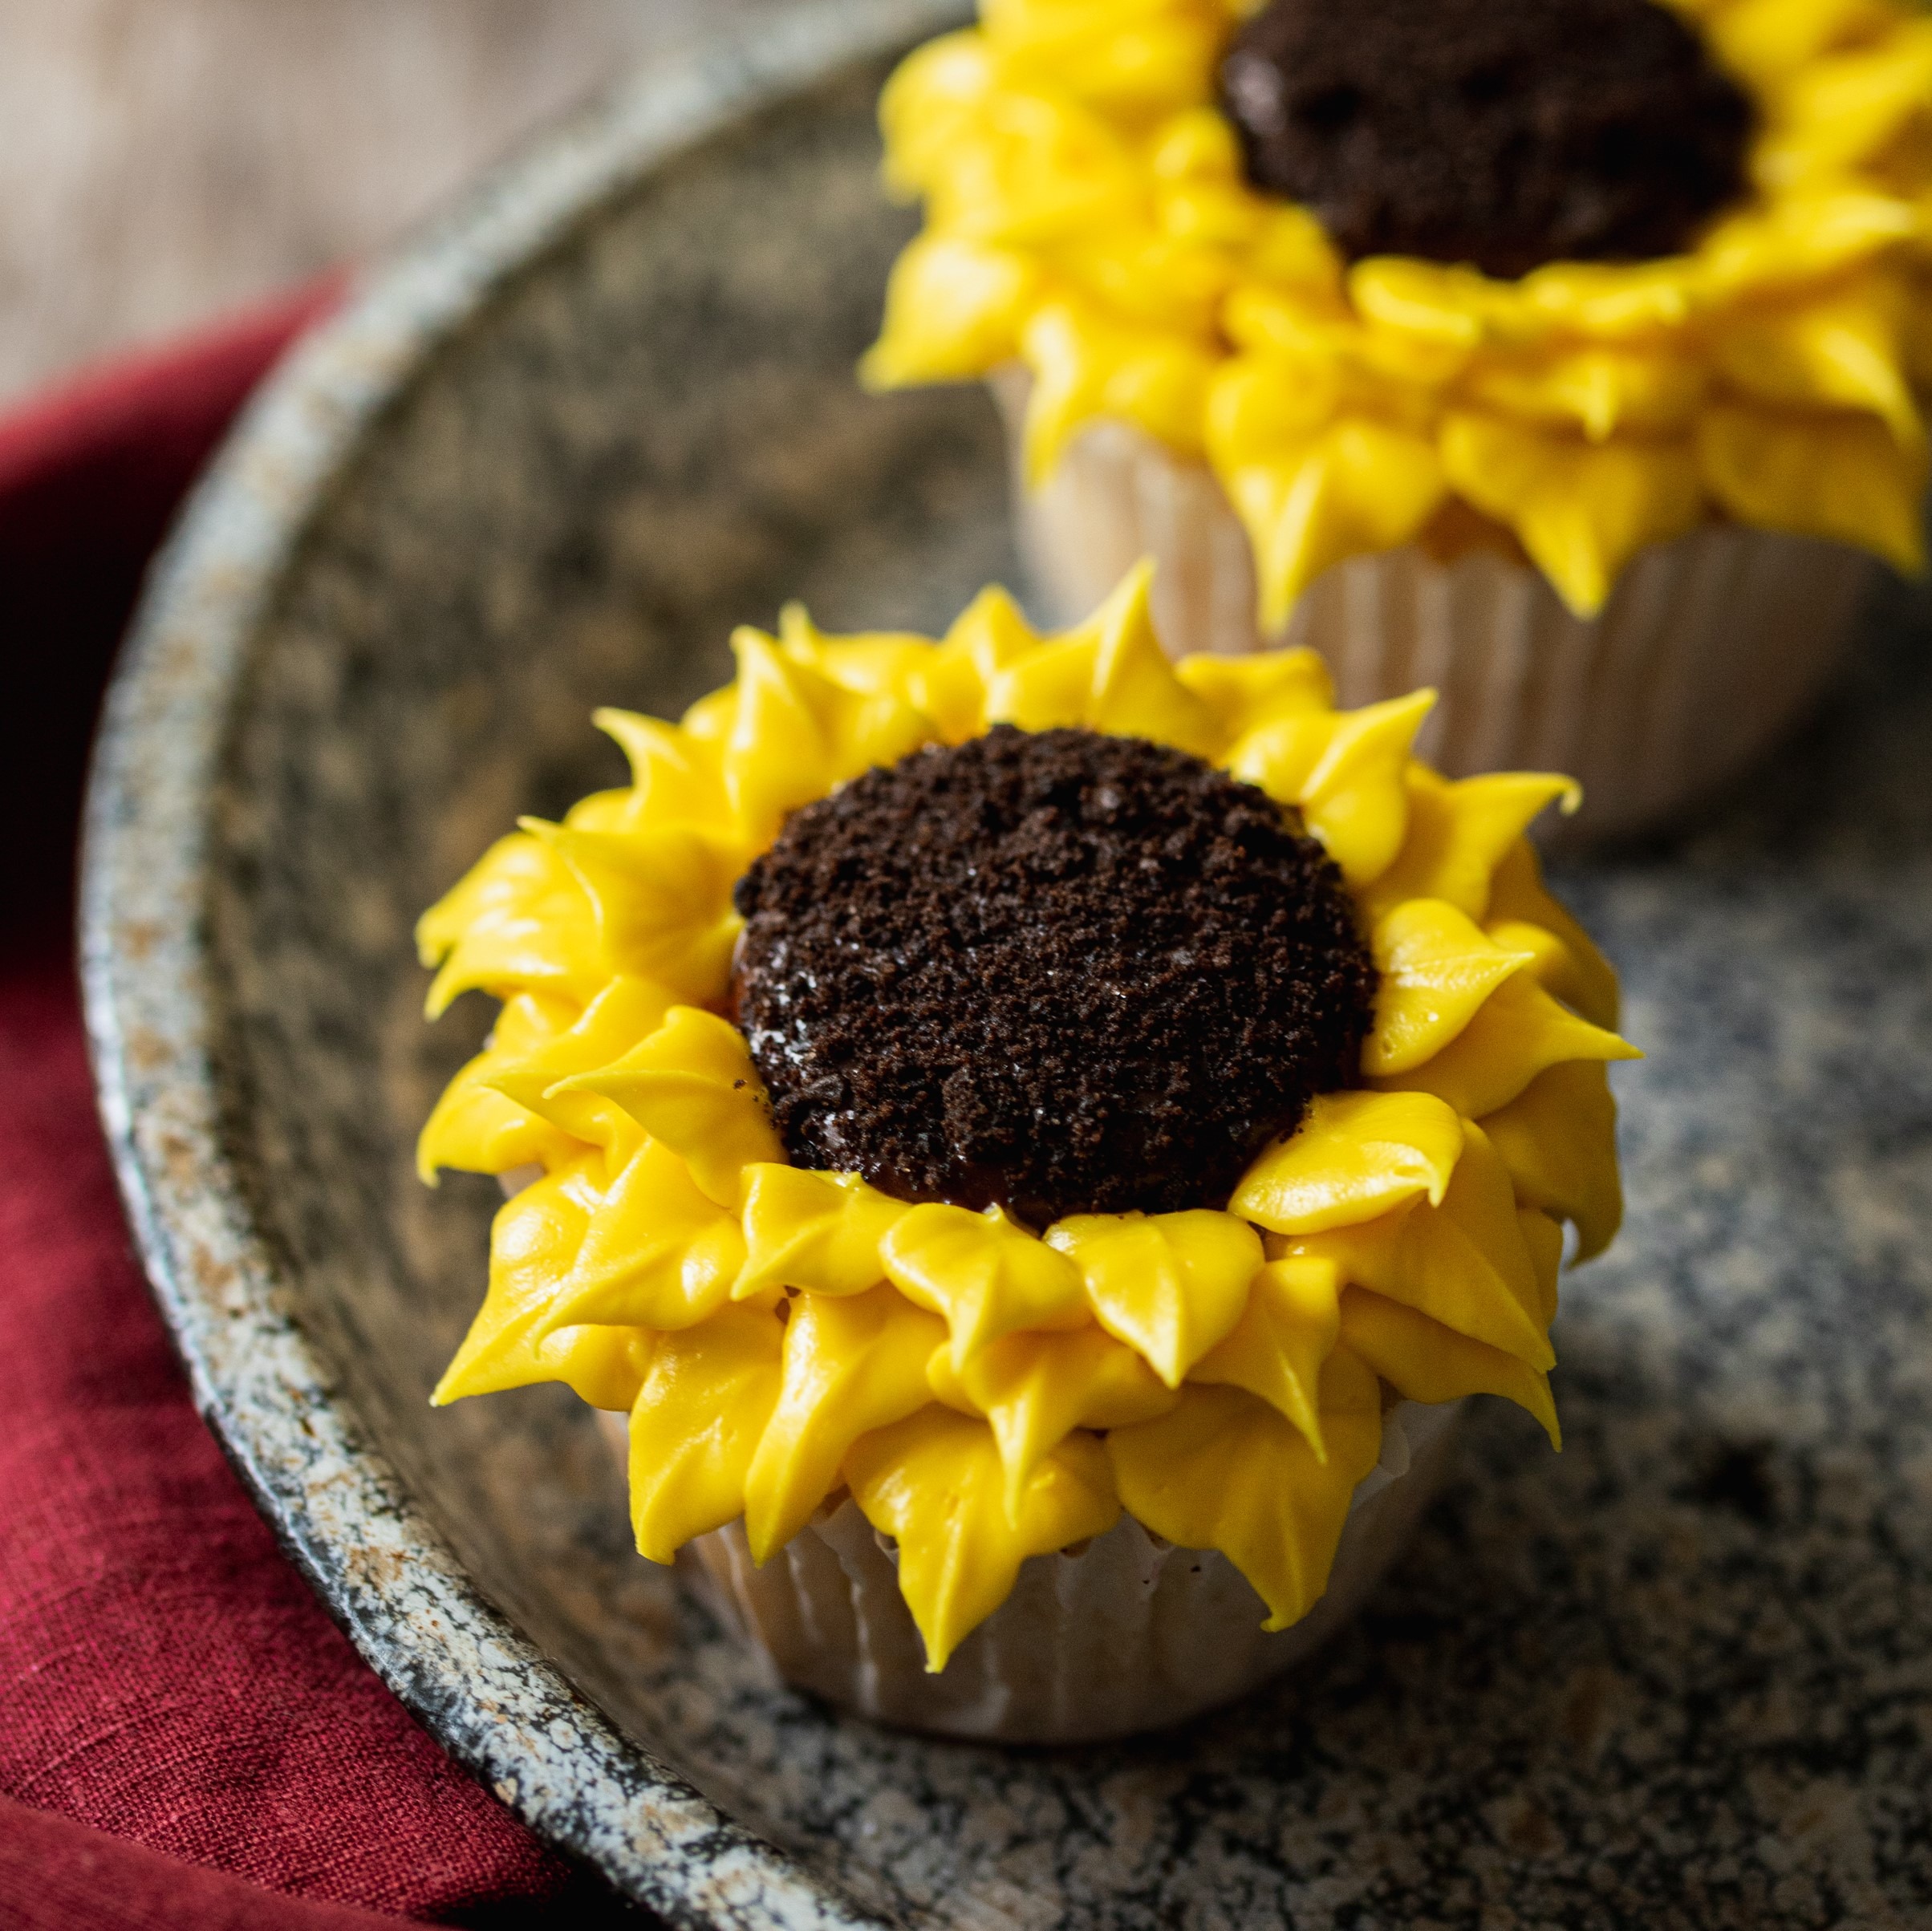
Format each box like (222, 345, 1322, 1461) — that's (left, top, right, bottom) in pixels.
(863, 0, 1932, 839)
(416, 562, 1635, 1742)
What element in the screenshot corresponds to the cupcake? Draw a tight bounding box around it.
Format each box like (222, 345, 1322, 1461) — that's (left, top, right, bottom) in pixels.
(416, 562, 1635, 1742)
(862, 0, 1932, 840)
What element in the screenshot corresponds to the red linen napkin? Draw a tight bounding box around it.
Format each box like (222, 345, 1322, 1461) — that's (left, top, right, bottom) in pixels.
(0, 298, 626, 1923)
(1, 282, 341, 935)
(0, 1794, 426, 1931)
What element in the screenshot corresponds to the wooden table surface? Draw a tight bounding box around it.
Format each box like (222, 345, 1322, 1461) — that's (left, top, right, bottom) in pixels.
(0, 0, 789, 407)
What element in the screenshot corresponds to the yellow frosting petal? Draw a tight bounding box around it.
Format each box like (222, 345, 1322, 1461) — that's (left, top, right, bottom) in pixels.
(985, 0, 1228, 117)
(1705, 0, 1885, 87)
(1479, 1060, 1625, 1262)
(742, 1285, 948, 1560)
(419, 832, 607, 1018)
(1440, 412, 1705, 618)
(883, 1203, 1090, 1370)
(982, 560, 1221, 753)
(736, 1165, 908, 1301)
(562, 789, 653, 834)
(480, 976, 681, 1166)
(1713, 282, 1919, 445)
(1220, 710, 1335, 806)
(1362, 769, 1581, 924)
(922, 87, 1141, 253)
(975, 631, 1100, 736)
(493, 990, 580, 1055)
(1227, 690, 1435, 884)
(1465, 344, 1707, 443)
(1172, 645, 1333, 743)
(777, 603, 938, 698)
(1697, 187, 1917, 301)
(680, 683, 739, 747)
(419, 1083, 563, 1186)
(1520, 1206, 1566, 1325)
(1286, 1122, 1553, 1369)
(1344, 258, 1493, 351)
(627, 1302, 786, 1564)
(862, 232, 1041, 387)
(591, 710, 734, 833)
(1696, 401, 1927, 573)
(1233, 298, 1465, 400)
(903, 582, 1042, 742)
(846, 1409, 1121, 1670)
(1045, 1208, 1263, 1387)
(559, 1007, 784, 1211)
(1019, 298, 1217, 479)
(932, 1322, 1176, 1519)
(416, 991, 579, 1182)
(1224, 416, 1450, 631)
(432, 1158, 654, 1412)
(1486, 917, 1600, 1016)
(1509, 258, 1702, 342)
(539, 1138, 749, 1334)
(1208, 331, 1346, 451)
(1374, 970, 1641, 1120)
(1295, 690, 1441, 884)
(1107, 1350, 1383, 1632)
(1242, 203, 1346, 294)
(1485, 839, 1622, 1030)
(1159, 172, 1268, 254)
(1364, 899, 1540, 1077)
(723, 629, 936, 846)
(875, 29, 996, 196)
(1231, 1089, 1467, 1236)
(1149, 103, 1246, 189)
(1077, 562, 1224, 748)
(1337, 1285, 1559, 1448)
(1757, 18, 1932, 184)
(1059, 229, 1234, 338)
(522, 818, 743, 1006)
(1190, 1251, 1343, 1458)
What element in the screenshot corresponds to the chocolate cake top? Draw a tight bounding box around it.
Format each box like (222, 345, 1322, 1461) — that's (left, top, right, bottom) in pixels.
(733, 725, 1377, 1227)
(1220, 0, 1755, 280)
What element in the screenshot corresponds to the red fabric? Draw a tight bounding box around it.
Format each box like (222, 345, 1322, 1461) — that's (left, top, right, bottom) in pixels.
(0, 304, 607, 1922)
(0, 279, 345, 935)
(0, 1795, 414, 1931)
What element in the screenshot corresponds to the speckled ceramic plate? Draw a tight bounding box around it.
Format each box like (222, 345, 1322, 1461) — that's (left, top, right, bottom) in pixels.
(82, 4, 1932, 1925)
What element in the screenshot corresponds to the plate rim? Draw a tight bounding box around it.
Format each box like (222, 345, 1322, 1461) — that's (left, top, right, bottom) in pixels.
(78, 6, 964, 1924)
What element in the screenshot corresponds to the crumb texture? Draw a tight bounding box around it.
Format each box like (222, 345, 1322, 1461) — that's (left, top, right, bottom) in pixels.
(1220, 0, 1755, 278)
(733, 724, 1376, 1225)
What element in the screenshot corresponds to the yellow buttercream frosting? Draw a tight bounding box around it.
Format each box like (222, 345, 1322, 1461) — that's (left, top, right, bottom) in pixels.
(420, 562, 1634, 1670)
(864, 0, 1932, 621)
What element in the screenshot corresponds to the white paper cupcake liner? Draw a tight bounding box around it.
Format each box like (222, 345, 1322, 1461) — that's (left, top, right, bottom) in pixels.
(601, 1398, 1460, 1743)
(992, 370, 1879, 845)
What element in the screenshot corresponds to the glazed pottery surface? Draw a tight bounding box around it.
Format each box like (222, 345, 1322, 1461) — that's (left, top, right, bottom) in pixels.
(83, 5, 1932, 1925)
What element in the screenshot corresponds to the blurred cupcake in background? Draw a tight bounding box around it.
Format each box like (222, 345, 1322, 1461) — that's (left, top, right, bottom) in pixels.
(863, 0, 1932, 839)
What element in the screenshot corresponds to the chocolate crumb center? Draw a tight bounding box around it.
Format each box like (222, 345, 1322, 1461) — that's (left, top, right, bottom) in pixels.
(732, 726, 1376, 1227)
(1220, 0, 1755, 280)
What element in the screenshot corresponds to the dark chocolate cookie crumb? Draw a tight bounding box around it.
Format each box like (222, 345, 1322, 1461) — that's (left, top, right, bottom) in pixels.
(733, 726, 1375, 1227)
(1220, 0, 1754, 279)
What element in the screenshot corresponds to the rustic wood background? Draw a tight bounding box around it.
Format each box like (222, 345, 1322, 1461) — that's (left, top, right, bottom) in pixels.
(0, 0, 790, 406)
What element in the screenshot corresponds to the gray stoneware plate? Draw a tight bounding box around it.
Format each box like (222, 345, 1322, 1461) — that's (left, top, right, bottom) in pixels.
(81, 3, 1932, 1925)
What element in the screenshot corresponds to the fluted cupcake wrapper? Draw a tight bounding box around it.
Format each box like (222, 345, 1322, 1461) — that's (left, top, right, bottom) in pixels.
(993, 371, 1878, 846)
(602, 1399, 1460, 1744)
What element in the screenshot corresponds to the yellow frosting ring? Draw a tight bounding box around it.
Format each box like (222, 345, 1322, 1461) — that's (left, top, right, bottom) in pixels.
(864, 0, 1932, 621)
(417, 562, 1635, 1671)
